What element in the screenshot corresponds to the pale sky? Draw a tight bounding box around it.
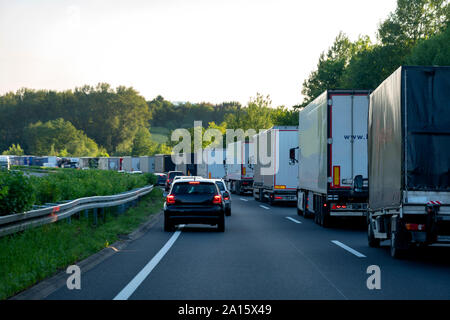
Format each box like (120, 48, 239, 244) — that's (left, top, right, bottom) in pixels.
(0, 0, 398, 108)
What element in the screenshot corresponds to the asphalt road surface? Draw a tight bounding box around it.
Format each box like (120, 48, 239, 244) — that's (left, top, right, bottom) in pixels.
(47, 193, 450, 300)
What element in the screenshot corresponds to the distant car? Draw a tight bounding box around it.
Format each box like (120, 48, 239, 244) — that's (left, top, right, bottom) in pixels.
(165, 171, 184, 191)
(155, 173, 167, 186)
(212, 179, 231, 216)
(172, 175, 203, 183)
(164, 178, 225, 232)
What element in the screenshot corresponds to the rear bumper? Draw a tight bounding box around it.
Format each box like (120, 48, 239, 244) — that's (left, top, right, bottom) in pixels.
(330, 210, 366, 217)
(165, 206, 224, 225)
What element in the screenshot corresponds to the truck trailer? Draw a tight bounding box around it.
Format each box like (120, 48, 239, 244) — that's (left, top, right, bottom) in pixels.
(225, 140, 255, 194)
(122, 157, 140, 172)
(296, 90, 371, 227)
(175, 153, 198, 176)
(154, 154, 176, 173)
(367, 66, 450, 258)
(253, 126, 298, 205)
(197, 148, 226, 179)
(140, 156, 155, 173)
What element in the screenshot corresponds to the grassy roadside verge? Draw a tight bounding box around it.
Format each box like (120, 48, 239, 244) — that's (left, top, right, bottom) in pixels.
(0, 187, 164, 300)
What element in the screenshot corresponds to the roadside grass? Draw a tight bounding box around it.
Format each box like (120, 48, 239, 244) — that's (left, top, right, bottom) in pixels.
(0, 188, 164, 300)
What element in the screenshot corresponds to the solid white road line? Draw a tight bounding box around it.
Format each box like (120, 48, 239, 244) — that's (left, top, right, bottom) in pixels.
(331, 240, 366, 258)
(240, 198, 248, 202)
(260, 205, 270, 210)
(113, 225, 184, 300)
(286, 217, 302, 224)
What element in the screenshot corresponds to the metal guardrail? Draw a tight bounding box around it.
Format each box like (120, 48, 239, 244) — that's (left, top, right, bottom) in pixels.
(0, 185, 154, 237)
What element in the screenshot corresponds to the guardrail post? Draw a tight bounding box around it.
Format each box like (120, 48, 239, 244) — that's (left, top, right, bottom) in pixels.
(84, 209, 89, 219)
(100, 207, 105, 222)
(67, 216, 71, 224)
(93, 208, 98, 226)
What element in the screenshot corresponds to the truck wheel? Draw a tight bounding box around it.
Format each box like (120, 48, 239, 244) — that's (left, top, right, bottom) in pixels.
(314, 210, 320, 225)
(237, 182, 244, 195)
(268, 194, 274, 206)
(321, 206, 330, 228)
(368, 220, 380, 248)
(390, 231, 404, 259)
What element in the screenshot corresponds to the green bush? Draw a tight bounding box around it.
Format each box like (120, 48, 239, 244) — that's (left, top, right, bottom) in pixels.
(0, 170, 156, 216)
(0, 171, 36, 215)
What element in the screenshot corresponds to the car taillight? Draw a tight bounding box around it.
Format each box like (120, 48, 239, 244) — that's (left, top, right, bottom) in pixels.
(167, 179, 170, 183)
(166, 195, 175, 204)
(213, 195, 222, 204)
(224, 197, 229, 201)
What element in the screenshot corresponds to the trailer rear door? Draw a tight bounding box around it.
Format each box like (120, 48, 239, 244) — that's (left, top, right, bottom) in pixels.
(330, 94, 369, 189)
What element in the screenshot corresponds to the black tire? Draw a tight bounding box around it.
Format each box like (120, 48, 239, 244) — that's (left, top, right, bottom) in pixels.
(268, 194, 274, 206)
(217, 215, 225, 232)
(368, 220, 380, 248)
(390, 230, 409, 259)
(164, 215, 174, 232)
(225, 207, 231, 216)
(321, 207, 330, 228)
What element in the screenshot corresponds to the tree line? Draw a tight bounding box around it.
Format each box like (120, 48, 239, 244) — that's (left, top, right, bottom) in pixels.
(0, 86, 297, 157)
(299, 0, 449, 107)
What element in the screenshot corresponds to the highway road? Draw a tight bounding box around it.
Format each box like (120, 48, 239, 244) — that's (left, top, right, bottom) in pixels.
(46, 192, 450, 300)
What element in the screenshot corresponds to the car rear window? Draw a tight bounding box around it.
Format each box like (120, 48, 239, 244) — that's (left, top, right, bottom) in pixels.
(215, 181, 225, 191)
(172, 182, 217, 195)
(169, 172, 183, 179)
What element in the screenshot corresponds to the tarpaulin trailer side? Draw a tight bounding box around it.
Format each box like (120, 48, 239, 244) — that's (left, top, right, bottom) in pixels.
(367, 66, 450, 258)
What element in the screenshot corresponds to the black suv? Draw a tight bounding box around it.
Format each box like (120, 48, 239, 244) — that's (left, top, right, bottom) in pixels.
(164, 179, 225, 232)
(165, 171, 184, 191)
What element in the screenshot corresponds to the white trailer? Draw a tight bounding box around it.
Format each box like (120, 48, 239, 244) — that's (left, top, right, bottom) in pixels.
(296, 90, 371, 227)
(140, 156, 155, 173)
(252, 126, 298, 205)
(197, 148, 226, 179)
(0, 156, 10, 170)
(225, 140, 255, 194)
(98, 158, 109, 170)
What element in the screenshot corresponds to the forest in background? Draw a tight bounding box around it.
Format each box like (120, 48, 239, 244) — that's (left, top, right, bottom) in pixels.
(1, 0, 448, 157)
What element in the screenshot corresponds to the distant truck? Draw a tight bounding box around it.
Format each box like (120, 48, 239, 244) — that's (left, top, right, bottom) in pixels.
(140, 156, 155, 173)
(367, 66, 450, 258)
(175, 153, 198, 176)
(253, 126, 299, 205)
(0, 156, 10, 170)
(154, 154, 176, 173)
(197, 148, 226, 179)
(123, 157, 140, 172)
(296, 90, 371, 227)
(225, 140, 254, 194)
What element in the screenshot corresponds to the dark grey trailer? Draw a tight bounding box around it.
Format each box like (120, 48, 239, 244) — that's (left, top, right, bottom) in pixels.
(367, 66, 450, 258)
(154, 154, 176, 173)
